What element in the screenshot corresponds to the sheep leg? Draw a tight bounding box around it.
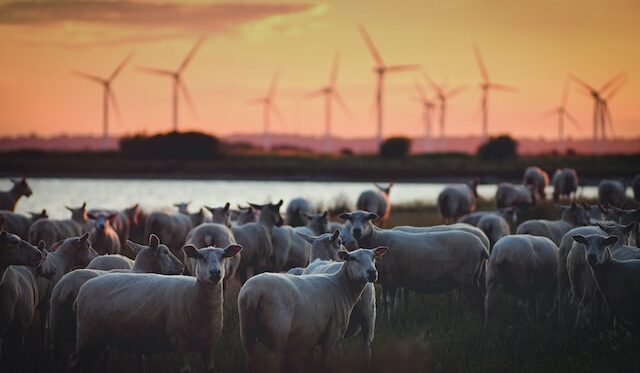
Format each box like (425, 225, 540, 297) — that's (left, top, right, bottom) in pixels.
(200, 348, 215, 373)
(139, 354, 146, 373)
(179, 352, 193, 373)
(320, 328, 341, 369)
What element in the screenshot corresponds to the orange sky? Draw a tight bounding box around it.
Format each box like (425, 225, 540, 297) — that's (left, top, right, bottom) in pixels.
(0, 0, 639, 141)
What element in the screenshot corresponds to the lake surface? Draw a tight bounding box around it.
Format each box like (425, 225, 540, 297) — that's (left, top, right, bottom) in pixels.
(3, 178, 610, 219)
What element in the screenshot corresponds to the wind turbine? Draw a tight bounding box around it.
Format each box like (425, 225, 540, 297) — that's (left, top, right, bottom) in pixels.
(73, 53, 133, 150)
(307, 53, 353, 153)
(597, 76, 626, 142)
(359, 25, 420, 147)
(138, 37, 204, 132)
(248, 71, 285, 152)
(413, 82, 436, 152)
(543, 79, 579, 151)
(424, 73, 466, 151)
(473, 46, 516, 140)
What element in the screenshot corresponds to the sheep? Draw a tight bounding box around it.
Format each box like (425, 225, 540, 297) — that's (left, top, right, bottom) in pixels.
(233, 205, 257, 226)
(173, 201, 191, 214)
(496, 182, 536, 209)
(437, 179, 478, 223)
(286, 197, 315, 227)
(0, 231, 45, 370)
(632, 174, 640, 202)
(340, 211, 488, 316)
(48, 234, 183, 373)
(477, 214, 511, 250)
(86, 254, 134, 271)
(128, 207, 148, 244)
(0, 177, 33, 211)
(295, 230, 342, 262)
(231, 202, 277, 283)
(293, 211, 329, 236)
(205, 202, 231, 228)
(572, 234, 640, 335)
(69, 243, 242, 373)
(523, 166, 549, 200)
(596, 222, 640, 261)
(89, 203, 140, 249)
(552, 168, 579, 202)
(145, 207, 206, 257)
(392, 223, 491, 252)
(516, 202, 590, 245)
(0, 209, 48, 239)
(485, 235, 559, 322)
(28, 203, 89, 249)
(357, 183, 393, 226)
(238, 247, 387, 370)
(458, 207, 517, 228)
(87, 211, 121, 255)
(604, 206, 640, 246)
(184, 222, 240, 281)
(598, 179, 627, 208)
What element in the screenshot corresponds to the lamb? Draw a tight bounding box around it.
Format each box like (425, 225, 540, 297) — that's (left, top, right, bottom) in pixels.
(293, 210, 329, 236)
(69, 243, 241, 373)
(392, 223, 491, 252)
(286, 197, 315, 227)
(205, 202, 232, 228)
(495, 182, 536, 209)
(0, 231, 45, 370)
(231, 202, 276, 283)
(0, 177, 33, 211)
(87, 211, 121, 255)
(0, 209, 48, 239)
(357, 183, 393, 226)
(48, 234, 183, 373)
(238, 247, 387, 370)
(572, 234, 640, 335)
(598, 179, 627, 208)
(485, 235, 559, 322)
(523, 166, 549, 200)
(477, 214, 511, 250)
(340, 211, 488, 316)
(516, 202, 590, 245)
(552, 168, 579, 201)
(458, 207, 517, 228)
(184, 222, 240, 281)
(632, 174, 640, 202)
(28, 203, 89, 249)
(86, 254, 134, 270)
(145, 207, 207, 257)
(437, 179, 478, 223)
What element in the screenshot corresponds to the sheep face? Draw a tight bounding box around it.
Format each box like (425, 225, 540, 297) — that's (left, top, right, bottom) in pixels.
(337, 247, 387, 283)
(88, 212, 117, 233)
(0, 231, 44, 268)
(561, 203, 590, 226)
(128, 234, 184, 275)
(236, 206, 257, 224)
(304, 211, 329, 233)
(174, 202, 191, 214)
(183, 244, 242, 284)
(298, 230, 345, 260)
(65, 202, 88, 222)
(339, 210, 378, 241)
(206, 203, 231, 227)
(10, 177, 33, 197)
(250, 200, 284, 227)
(125, 203, 140, 225)
(572, 234, 619, 268)
(596, 222, 636, 246)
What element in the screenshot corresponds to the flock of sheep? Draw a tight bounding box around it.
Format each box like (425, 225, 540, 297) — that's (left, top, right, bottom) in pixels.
(1, 171, 640, 372)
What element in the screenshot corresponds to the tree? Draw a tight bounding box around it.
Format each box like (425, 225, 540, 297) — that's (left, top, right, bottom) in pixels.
(477, 135, 518, 160)
(379, 137, 411, 158)
(120, 131, 221, 160)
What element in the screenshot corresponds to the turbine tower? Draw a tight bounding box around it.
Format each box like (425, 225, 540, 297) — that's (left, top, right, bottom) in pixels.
(424, 73, 466, 152)
(359, 25, 420, 147)
(306, 53, 353, 153)
(138, 37, 204, 132)
(248, 71, 285, 152)
(414, 82, 435, 152)
(473, 46, 516, 140)
(73, 53, 133, 150)
(544, 79, 579, 151)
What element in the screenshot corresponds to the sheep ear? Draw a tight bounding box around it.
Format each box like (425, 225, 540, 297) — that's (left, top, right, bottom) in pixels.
(223, 244, 242, 258)
(572, 235, 587, 244)
(37, 240, 46, 251)
(224, 202, 230, 212)
(321, 210, 328, 218)
(126, 240, 143, 254)
(330, 229, 340, 242)
(79, 232, 90, 243)
(296, 232, 315, 244)
(373, 246, 388, 259)
(337, 250, 352, 261)
(339, 212, 351, 221)
(595, 222, 608, 232)
(149, 234, 160, 249)
(0, 230, 6, 239)
(276, 200, 283, 208)
(248, 202, 263, 210)
(625, 222, 637, 233)
(10, 178, 18, 184)
(65, 206, 73, 212)
(366, 213, 379, 221)
(604, 236, 619, 247)
(81, 202, 87, 210)
(107, 213, 118, 222)
(183, 245, 201, 259)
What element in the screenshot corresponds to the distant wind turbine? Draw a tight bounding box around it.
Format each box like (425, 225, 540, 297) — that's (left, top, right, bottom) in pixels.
(248, 71, 285, 151)
(413, 81, 436, 152)
(473, 46, 516, 140)
(424, 73, 466, 151)
(306, 53, 353, 153)
(543, 79, 580, 151)
(138, 37, 205, 132)
(72, 53, 133, 150)
(359, 25, 420, 147)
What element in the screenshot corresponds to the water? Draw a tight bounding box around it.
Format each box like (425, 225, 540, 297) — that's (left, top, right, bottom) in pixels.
(3, 178, 607, 219)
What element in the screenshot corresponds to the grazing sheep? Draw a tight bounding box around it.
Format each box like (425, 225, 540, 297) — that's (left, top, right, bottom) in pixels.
(286, 197, 315, 227)
(0, 177, 33, 211)
(523, 166, 549, 200)
(293, 211, 329, 236)
(232, 202, 277, 283)
(48, 234, 183, 373)
(28, 203, 89, 249)
(458, 207, 517, 228)
(516, 202, 590, 245)
(341, 211, 488, 316)
(357, 183, 393, 227)
(234, 206, 257, 226)
(88, 204, 140, 248)
(69, 243, 241, 373)
(145, 207, 206, 257)
(238, 247, 386, 370)
(437, 180, 478, 223)
(86, 255, 134, 271)
(392, 223, 491, 252)
(496, 182, 536, 209)
(552, 168, 579, 202)
(205, 203, 232, 228)
(184, 222, 240, 281)
(598, 179, 627, 208)
(632, 174, 640, 202)
(485, 235, 559, 322)
(0, 209, 48, 239)
(572, 234, 640, 335)
(477, 214, 511, 250)
(0, 232, 45, 370)
(87, 212, 121, 255)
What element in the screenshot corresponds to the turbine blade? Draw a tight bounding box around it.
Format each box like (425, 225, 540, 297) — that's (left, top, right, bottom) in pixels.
(72, 71, 105, 84)
(603, 103, 614, 137)
(270, 103, 286, 125)
(604, 78, 626, 100)
(569, 74, 595, 92)
(564, 110, 580, 129)
(473, 45, 489, 82)
(423, 72, 441, 93)
(489, 83, 517, 92)
(109, 52, 134, 81)
(333, 90, 354, 120)
(137, 66, 174, 77)
(247, 98, 266, 105)
(179, 82, 198, 120)
(358, 25, 384, 66)
(306, 89, 325, 99)
(561, 78, 570, 107)
(414, 81, 427, 100)
(268, 71, 279, 98)
(108, 89, 122, 124)
(179, 36, 205, 72)
(385, 64, 421, 73)
(541, 108, 558, 118)
(329, 52, 340, 87)
(445, 85, 467, 99)
(600, 71, 626, 93)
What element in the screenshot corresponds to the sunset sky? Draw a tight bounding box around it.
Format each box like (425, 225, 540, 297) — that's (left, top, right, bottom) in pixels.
(0, 0, 638, 141)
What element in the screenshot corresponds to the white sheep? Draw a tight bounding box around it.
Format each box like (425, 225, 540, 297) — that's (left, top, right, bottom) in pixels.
(286, 197, 315, 227)
(495, 182, 536, 209)
(523, 166, 549, 200)
(477, 214, 511, 250)
(238, 247, 387, 370)
(293, 211, 329, 236)
(28, 203, 89, 249)
(69, 243, 241, 373)
(0, 177, 33, 211)
(0, 209, 48, 239)
(604, 206, 640, 247)
(144, 207, 207, 257)
(437, 180, 478, 223)
(458, 207, 518, 228)
(392, 223, 491, 252)
(184, 222, 240, 281)
(516, 202, 590, 245)
(552, 168, 579, 202)
(231, 203, 276, 283)
(485, 235, 559, 322)
(233, 205, 257, 226)
(295, 230, 342, 262)
(88, 203, 140, 249)
(86, 254, 134, 271)
(87, 211, 121, 255)
(598, 179, 627, 208)
(205, 202, 232, 228)
(357, 183, 393, 226)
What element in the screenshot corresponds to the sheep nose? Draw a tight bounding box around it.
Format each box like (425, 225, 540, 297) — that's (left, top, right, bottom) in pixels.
(587, 254, 597, 266)
(353, 229, 362, 239)
(367, 270, 377, 282)
(209, 270, 221, 282)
